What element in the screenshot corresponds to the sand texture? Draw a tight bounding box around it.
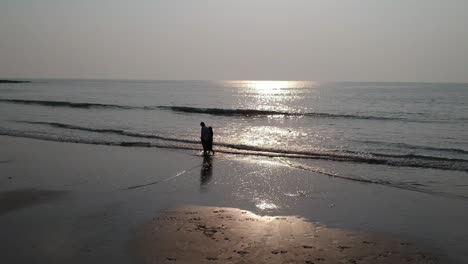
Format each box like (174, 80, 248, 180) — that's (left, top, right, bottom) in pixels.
(138, 206, 437, 264)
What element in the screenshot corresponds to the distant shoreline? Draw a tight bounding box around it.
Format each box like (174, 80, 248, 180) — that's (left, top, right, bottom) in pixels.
(0, 80, 31, 83)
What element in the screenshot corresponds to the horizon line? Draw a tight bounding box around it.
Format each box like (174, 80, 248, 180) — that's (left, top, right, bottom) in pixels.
(1, 77, 468, 85)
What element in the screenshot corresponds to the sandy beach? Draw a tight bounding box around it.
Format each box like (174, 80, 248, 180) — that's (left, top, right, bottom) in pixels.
(1, 135, 467, 263)
(138, 206, 436, 264)
(3, 0, 468, 262)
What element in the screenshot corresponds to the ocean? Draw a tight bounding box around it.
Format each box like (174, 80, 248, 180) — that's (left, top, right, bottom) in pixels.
(1, 80, 468, 199)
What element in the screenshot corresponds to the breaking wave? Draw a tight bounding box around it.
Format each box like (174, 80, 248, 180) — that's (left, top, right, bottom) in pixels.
(5, 120, 468, 173)
(157, 106, 399, 120)
(1, 98, 419, 122)
(355, 139, 468, 155)
(0, 99, 132, 109)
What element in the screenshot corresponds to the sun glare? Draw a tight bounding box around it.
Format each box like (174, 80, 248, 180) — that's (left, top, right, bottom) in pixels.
(223, 80, 311, 114)
(255, 200, 279, 210)
(244, 80, 298, 94)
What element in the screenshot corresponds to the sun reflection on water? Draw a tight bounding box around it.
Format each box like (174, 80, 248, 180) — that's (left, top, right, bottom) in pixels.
(236, 126, 307, 147)
(219, 80, 321, 158)
(255, 200, 279, 210)
(225, 80, 311, 114)
(235, 80, 310, 95)
(245, 81, 298, 94)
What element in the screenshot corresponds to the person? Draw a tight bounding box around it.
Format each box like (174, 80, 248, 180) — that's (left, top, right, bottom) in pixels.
(200, 122, 210, 154)
(207, 126, 215, 155)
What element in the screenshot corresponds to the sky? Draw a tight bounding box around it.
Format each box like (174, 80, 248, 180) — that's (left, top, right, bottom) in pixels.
(1, 0, 467, 82)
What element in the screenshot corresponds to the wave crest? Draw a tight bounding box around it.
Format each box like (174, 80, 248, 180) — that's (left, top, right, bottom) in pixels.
(7, 121, 468, 173)
(0, 98, 415, 121)
(0, 99, 132, 109)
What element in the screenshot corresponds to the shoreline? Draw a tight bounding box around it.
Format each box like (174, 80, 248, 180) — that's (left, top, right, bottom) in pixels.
(1, 135, 466, 263)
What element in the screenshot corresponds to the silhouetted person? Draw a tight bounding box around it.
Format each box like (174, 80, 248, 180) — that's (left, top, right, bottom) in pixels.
(207, 126, 215, 155)
(200, 122, 210, 155)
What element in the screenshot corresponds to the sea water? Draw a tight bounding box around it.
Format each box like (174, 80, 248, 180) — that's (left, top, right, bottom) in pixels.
(1, 80, 468, 199)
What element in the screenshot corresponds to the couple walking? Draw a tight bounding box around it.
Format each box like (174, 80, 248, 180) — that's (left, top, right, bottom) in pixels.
(200, 122, 214, 155)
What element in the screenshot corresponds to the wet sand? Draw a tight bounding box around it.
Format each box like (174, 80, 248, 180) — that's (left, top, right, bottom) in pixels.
(0, 189, 67, 216)
(2, 135, 466, 263)
(138, 206, 437, 264)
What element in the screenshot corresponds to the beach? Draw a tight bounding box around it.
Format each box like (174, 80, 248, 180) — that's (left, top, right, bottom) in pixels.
(2, 0, 468, 262)
(139, 206, 437, 264)
(2, 135, 468, 263)
(1, 79, 468, 264)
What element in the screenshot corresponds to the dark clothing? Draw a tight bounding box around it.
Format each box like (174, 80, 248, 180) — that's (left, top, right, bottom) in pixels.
(201, 138, 209, 153)
(206, 137, 213, 153)
(201, 125, 210, 153)
(207, 127, 214, 154)
(201, 126, 210, 141)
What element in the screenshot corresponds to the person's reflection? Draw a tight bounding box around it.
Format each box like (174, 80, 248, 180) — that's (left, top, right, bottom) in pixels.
(200, 155, 213, 191)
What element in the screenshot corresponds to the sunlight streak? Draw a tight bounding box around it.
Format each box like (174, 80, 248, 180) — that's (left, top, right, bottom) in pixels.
(243, 80, 302, 95)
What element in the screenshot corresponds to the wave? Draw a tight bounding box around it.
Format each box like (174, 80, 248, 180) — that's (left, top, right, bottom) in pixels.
(18, 121, 198, 145)
(371, 152, 468, 162)
(8, 121, 468, 173)
(157, 106, 400, 121)
(157, 106, 289, 116)
(1, 98, 422, 122)
(0, 99, 132, 109)
(355, 140, 468, 155)
(0, 128, 200, 151)
(2, 127, 467, 200)
(277, 158, 468, 200)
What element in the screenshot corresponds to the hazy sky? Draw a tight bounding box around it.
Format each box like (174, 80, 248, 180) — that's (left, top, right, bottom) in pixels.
(1, 0, 467, 82)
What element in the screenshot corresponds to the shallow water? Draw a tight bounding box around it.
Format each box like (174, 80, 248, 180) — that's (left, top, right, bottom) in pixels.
(1, 80, 467, 199)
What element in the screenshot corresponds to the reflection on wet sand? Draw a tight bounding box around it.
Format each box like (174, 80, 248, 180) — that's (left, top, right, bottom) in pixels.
(138, 206, 438, 264)
(200, 155, 213, 191)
